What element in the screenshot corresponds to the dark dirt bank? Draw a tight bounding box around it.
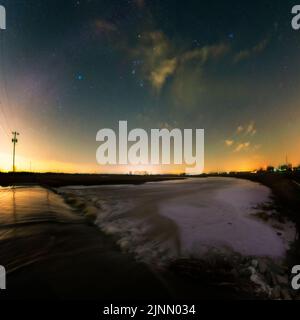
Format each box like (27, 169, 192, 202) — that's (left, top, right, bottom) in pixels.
(0, 172, 184, 188)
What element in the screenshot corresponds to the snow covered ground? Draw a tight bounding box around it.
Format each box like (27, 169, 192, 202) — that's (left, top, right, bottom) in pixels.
(58, 178, 296, 266)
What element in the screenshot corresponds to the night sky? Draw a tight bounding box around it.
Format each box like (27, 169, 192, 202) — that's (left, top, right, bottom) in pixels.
(0, 0, 299, 173)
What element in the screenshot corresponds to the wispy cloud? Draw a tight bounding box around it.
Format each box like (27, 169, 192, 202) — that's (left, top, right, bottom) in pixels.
(234, 142, 250, 152)
(235, 121, 257, 136)
(132, 31, 229, 91)
(181, 44, 230, 64)
(253, 144, 262, 151)
(236, 125, 243, 133)
(131, 31, 173, 91)
(234, 38, 269, 63)
(225, 139, 234, 147)
(225, 122, 259, 153)
(150, 42, 228, 91)
(246, 122, 257, 136)
(150, 58, 177, 90)
(94, 19, 117, 34)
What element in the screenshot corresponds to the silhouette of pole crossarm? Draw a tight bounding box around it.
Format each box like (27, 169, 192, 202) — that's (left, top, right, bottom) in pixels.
(12, 131, 20, 172)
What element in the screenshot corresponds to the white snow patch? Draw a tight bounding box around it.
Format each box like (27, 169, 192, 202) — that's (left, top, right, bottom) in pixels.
(159, 179, 287, 257)
(59, 178, 295, 265)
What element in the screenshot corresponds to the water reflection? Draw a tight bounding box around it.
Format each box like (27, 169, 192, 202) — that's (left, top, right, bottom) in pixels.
(0, 186, 85, 273)
(0, 186, 83, 229)
(12, 187, 17, 224)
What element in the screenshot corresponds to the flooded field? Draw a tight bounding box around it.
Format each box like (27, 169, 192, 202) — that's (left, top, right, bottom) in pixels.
(58, 178, 295, 266)
(0, 178, 296, 299)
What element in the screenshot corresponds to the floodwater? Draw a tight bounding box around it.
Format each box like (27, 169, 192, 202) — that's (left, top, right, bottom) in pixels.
(0, 186, 83, 233)
(59, 178, 294, 265)
(0, 178, 295, 281)
(0, 186, 85, 273)
(0, 186, 170, 299)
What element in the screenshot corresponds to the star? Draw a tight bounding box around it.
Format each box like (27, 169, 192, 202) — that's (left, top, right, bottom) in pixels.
(193, 39, 201, 47)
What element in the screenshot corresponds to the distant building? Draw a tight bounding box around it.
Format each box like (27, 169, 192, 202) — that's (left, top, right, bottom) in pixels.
(278, 164, 293, 172)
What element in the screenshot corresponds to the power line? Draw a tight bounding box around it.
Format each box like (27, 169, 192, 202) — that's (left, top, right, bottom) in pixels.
(11, 131, 19, 172)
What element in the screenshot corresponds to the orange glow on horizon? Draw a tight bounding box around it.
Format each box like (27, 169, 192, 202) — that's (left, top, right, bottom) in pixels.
(1, 152, 299, 175)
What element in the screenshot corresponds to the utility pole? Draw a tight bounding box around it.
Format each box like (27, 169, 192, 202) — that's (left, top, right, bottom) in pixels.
(11, 131, 19, 172)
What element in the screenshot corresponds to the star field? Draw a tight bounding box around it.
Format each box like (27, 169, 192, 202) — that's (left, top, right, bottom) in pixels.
(0, 0, 299, 173)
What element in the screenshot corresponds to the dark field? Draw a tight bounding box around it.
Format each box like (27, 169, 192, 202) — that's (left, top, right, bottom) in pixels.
(0, 172, 184, 187)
